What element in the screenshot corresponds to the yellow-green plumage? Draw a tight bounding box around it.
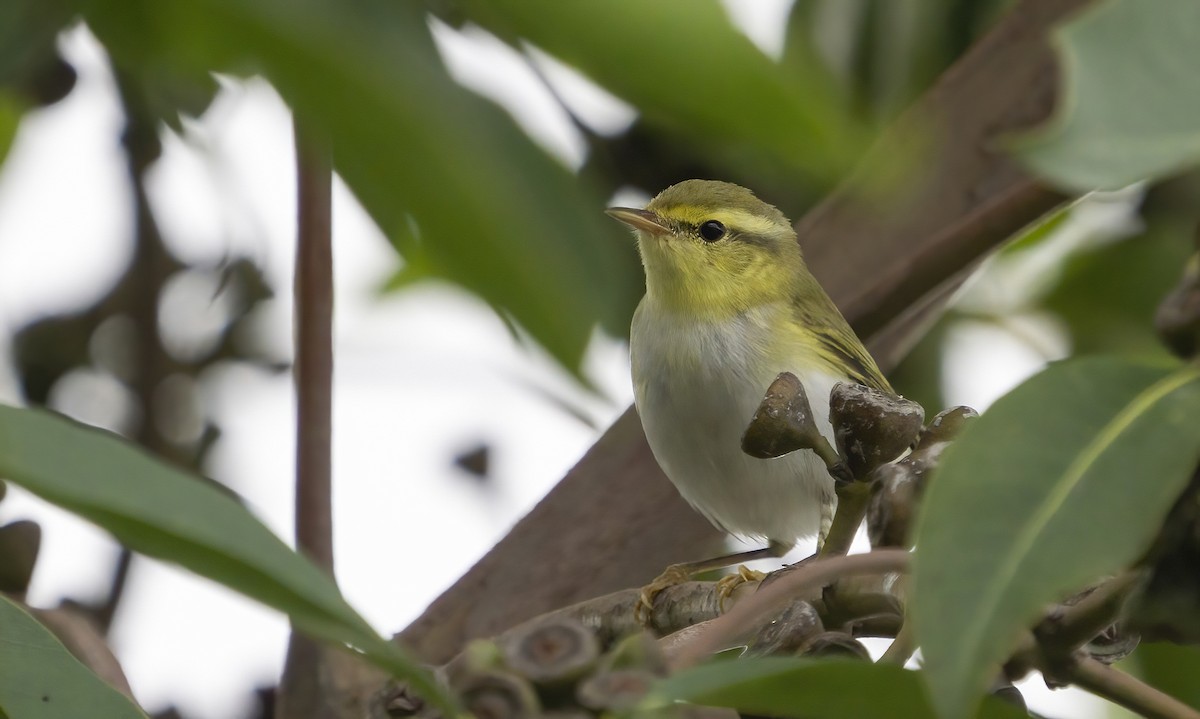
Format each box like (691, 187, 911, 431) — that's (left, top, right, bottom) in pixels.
(612, 180, 887, 544)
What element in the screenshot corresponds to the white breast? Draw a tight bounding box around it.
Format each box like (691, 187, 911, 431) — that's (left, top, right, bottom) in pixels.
(631, 301, 844, 543)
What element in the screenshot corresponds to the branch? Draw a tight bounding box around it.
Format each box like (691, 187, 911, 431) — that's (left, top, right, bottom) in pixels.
(290, 120, 335, 575)
(1037, 572, 1142, 656)
(668, 549, 911, 670)
(1058, 655, 1200, 719)
(277, 118, 345, 719)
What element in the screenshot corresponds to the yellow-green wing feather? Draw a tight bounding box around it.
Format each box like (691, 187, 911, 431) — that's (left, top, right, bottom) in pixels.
(792, 292, 891, 392)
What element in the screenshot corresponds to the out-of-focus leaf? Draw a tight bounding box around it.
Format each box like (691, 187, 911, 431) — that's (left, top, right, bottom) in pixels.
(1127, 642, 1200, 710)
(1003, 203, 1072, 254)
(913, 357, 1200, 719)
(1043, 219, 1194, 357)
(0, 92, 23, 166)
(0, 594, 147, 719)
(125, 67, 220, 135)
(0, 405, 456, 714)
(0, 0, 73, 91)
(1014, 0, 1200, 191)
(463, 0, 870, 186)
(783, 0, 1008, 124)
(84, 0, 636, 372)
(651, 657, 1024, 718)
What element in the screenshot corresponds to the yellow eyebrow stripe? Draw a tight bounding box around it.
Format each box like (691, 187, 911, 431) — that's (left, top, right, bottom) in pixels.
(661, 207, 787, 237)
(716, 209, 786, 237)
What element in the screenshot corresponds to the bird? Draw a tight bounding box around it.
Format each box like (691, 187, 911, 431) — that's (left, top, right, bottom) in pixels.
(606, 179, 891, 616)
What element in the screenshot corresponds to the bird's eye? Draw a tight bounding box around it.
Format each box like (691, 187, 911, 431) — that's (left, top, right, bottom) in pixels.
(698, 220, 726, 242)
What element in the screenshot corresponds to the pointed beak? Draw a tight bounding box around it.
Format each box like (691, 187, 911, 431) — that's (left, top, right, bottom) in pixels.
(605, 207, 670, 237)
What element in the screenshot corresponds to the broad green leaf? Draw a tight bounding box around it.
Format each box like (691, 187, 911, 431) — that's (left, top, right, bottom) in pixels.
(0, 594, 147, 718)
(913, 357, 1200, 719)
(0, 405, 456, 715)
(84, 0, 636, 372)
(651, 657, 1024, 718)
(1014, 0, 1200, 191)
(463, 0, 869, 184)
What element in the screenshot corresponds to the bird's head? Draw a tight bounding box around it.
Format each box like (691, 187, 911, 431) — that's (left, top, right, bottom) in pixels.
(607, 180, 805, 319)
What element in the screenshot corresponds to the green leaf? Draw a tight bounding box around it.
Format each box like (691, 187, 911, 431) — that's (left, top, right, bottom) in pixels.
(84, 0, 637, 372)
(0, 594, 147, 718)
(912, 357, 1200, 719)
(651, 657, 1024, 718)
(1013, 0, 1200, 191)
(463, 0, 869, 184)
(0, 91, 22, 166)
(0, 405, 456, 715)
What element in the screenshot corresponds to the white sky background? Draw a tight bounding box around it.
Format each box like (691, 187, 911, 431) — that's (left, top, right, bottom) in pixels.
(0, 4, 1129, 718)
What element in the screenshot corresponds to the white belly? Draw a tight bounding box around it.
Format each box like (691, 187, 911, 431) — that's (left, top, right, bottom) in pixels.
(631, 302, 844, 543)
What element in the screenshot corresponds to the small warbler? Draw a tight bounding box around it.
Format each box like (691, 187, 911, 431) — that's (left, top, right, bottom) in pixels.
(608, 180, 890, 575)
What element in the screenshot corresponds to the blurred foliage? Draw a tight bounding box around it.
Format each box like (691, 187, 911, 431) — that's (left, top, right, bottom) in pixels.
(2, 0, 1200, 717)
(0, 0, 76, 108)
(1043, 218, 1194, 359)
(0, 91, 22, 166)
(458, 0, 870, 186)
(0, 404, 457, 716)
(785, 0, 1010, 123)
(1124, 642, 1200, 710)
(85, 0, 639, 372)
(1014, 0, 1200, 191)
(654, 656, 1025, 718)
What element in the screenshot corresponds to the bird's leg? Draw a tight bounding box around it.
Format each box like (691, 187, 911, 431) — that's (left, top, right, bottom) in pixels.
(636, 539, 793, 625)
(816, 497, 836, 553)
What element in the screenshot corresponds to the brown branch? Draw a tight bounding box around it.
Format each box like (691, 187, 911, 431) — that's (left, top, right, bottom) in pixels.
(1037, 572, 1142, 655)
(1058, 655, 1200, 719)
(277, 118, 341, 719)
(879, 619, 917, 666)
(291, 121, 336, 574)
(819, 484, 872, 557)
(400, 0, 1089, 665)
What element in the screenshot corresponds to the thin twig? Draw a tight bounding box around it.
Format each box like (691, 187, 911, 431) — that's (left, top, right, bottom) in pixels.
(1063, 655, 1200, 719)
(291, 121, 335, 574)
(879, 619, 916, 666)
(1037, 572, 1141, 654)
(277, 118, 336, 719)
(669, 549, 911, 670)
(819, 484, 871, 557)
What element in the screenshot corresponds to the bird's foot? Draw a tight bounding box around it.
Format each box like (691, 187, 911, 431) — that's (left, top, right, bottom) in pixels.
(635, 564, 693, 626)
(715, 565, 766, 612)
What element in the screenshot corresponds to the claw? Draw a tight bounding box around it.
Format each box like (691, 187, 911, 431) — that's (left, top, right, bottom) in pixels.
(635, 564, 692, 626)
(715, 565, 767, 612)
